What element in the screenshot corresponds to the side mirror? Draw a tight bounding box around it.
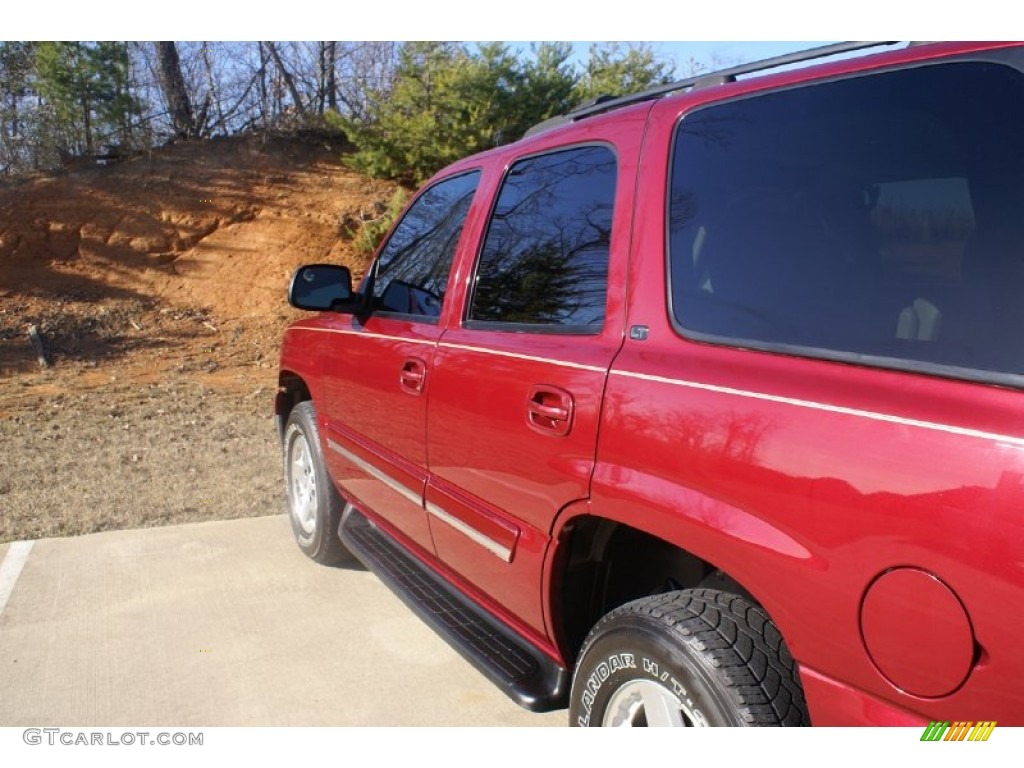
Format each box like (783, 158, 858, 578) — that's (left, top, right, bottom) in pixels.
(288, 264, 362, 313)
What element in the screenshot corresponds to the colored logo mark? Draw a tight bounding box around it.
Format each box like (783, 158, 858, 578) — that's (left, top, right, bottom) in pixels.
(921, 721, 996, 741)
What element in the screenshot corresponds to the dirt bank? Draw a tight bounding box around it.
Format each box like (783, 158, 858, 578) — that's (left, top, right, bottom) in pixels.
(0, 133, 401, 541)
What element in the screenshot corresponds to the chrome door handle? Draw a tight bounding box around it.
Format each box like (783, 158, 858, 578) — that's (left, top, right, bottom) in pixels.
(527, 386, 574, 436)
(400, 358, 427, 394)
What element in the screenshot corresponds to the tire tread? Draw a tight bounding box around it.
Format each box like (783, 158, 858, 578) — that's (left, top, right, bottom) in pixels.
(577, 588, 808, 726)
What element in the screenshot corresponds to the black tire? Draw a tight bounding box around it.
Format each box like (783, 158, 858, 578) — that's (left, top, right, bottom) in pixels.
(569, 589, 807, 727)
(282, 401, 351, 565)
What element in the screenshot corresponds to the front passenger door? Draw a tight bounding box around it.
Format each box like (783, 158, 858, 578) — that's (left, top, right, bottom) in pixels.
(319, 170, 480, 558)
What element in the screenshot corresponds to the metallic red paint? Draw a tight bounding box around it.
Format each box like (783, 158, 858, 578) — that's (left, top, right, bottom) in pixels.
(277, 41, 1024, 724)
(860, 568, 975, 698)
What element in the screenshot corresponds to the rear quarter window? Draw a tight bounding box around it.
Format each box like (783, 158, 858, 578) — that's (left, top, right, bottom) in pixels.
(668, 60, 1024, 386)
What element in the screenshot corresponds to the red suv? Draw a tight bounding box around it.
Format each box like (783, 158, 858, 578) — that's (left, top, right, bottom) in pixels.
(276, 41, 1024, 726)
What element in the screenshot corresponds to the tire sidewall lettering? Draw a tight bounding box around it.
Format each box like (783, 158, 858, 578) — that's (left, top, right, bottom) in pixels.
(575, 650, 705, 727)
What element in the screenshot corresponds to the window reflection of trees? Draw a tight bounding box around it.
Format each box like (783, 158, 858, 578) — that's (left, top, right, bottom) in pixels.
(471, 146, 616, 328)
(372, 171, 479, 315)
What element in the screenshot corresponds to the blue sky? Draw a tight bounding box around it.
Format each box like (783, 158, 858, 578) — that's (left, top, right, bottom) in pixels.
(562, 41, 851, 76)
(570, 41, 836, 70)
(511, 41, 885, 81)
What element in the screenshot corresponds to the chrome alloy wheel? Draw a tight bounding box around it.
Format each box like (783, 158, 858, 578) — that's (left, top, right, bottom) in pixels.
(603, 679, 709, 727)
(288, 431, 318, 537)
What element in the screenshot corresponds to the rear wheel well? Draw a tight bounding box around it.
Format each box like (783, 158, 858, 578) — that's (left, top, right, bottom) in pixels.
(552, 516, 757, 664)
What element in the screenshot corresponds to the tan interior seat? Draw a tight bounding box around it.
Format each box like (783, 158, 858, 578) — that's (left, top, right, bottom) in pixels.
(896, 298, 941, 341)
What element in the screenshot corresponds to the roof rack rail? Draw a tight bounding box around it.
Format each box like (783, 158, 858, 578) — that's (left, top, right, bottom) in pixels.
(523, 40, 902, 138)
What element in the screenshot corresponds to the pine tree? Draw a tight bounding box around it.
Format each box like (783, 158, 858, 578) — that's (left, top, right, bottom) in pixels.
(574, 42, 675, 104)
(34, 41, 142, 159)
(342, 41, 578, 184)
(0, 42, 37, 173)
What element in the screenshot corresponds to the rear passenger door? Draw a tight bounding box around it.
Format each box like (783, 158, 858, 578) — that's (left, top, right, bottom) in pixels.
(319, 171, 479, 557)
(426, 138, 641, 639)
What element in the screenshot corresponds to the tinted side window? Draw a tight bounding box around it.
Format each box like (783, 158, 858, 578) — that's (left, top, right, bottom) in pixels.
(372, 171, 480, 319)
(669, 61, 1024, 383)
(468, 146, 616, 331)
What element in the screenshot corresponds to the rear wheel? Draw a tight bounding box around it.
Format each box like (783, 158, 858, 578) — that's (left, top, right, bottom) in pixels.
(283, 401, 351, 565)
(569, 589, 808, 727)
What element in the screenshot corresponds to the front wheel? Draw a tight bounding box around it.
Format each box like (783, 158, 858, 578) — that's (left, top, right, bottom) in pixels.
(282, 401, 351, 565)
(569, 589, 808, 727)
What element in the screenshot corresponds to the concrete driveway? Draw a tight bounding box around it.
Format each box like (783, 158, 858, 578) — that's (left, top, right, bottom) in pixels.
(0, 516, 564, 726)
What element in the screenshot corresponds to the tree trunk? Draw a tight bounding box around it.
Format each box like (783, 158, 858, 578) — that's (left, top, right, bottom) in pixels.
(81, 91, 93, 155)
(257, 42, 269, 128)
(201, 44, 225, 134)
(155, 41, 194, 139)
(316, 42, 327, 114)
(326, 42, 337, 112)
(264, 42, 306, 115)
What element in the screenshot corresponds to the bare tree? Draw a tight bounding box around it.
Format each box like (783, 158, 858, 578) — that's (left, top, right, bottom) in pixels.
(324, 42, 337, 112)
(155, 41, 195, 139)
(264, 42, 306, 116)
(201, 44, 225, 131)
(252, 41, 398, 125)
(256, 42, 270, 127)
(334, 42, 399, 124)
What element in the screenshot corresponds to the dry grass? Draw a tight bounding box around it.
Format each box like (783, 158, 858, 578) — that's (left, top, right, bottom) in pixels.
(0, 374, 283, 543)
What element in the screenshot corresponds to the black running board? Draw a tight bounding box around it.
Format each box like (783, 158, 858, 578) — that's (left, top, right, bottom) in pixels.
(339, 505, 569, 712)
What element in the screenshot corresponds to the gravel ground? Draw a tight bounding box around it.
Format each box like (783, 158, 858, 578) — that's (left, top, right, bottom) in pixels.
(0, 363, 284, 543)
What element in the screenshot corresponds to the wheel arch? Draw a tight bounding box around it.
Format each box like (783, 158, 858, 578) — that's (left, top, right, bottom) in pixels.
(276, 370, 312, 444)
(545, 502, 802, 670)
